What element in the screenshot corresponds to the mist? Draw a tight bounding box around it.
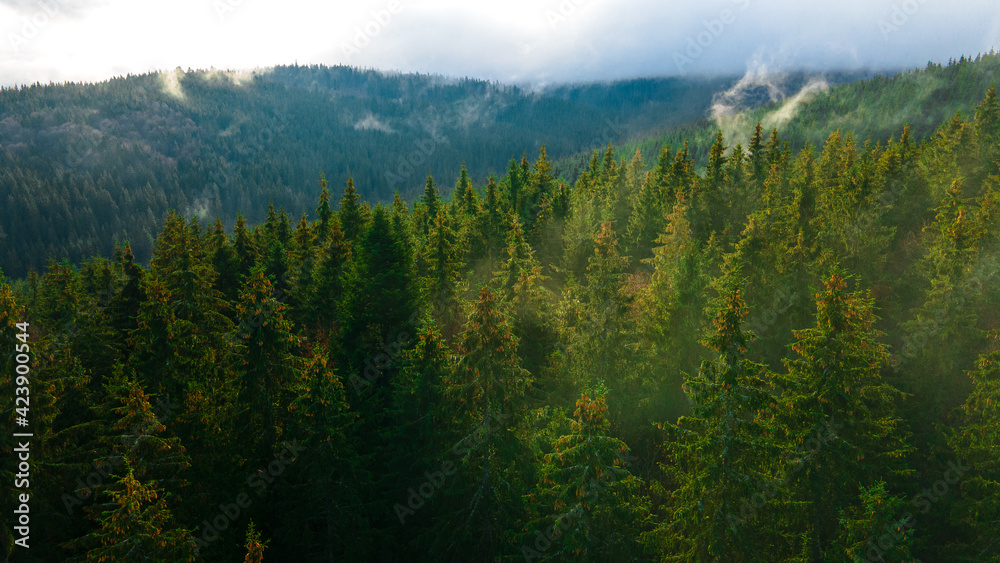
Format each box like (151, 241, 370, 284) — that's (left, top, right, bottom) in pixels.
(1, 0, 998, 87)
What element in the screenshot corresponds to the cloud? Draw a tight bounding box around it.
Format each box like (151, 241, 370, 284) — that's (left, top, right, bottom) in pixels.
(0, 0, 108, 18)
(159, 67, 185, 100)
(710, 53, 830, 148)
(354, 113, 395, 133)
(1, 0, 998, 87)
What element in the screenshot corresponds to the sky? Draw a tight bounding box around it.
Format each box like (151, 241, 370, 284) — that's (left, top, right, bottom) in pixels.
(1, 0, 999, 87)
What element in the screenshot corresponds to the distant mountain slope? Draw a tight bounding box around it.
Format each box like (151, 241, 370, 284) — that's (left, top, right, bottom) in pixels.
(562, 53, 1000, 182)
(0, 65, 746, 277)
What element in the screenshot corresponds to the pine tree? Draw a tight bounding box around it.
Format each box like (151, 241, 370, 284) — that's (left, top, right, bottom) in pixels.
(639, 204, 712, 400)
(506, 158, 525, 215)
(81, 467, 196, 562)
(774, 271, 913, 562)
(834, 482, 916, 563)
(645, 264, 782, 562)
(339, 177, 365, 243)
(523, 145, 555, 224)
(948, 333, 1000, 561)
(420, 172, 441, 237)
(207, 218, 240, 303)
(435, 286, 532, 559)
(316, 174, 334, 243)
(381, 323, 453, 552)
(494, 215, 557, 380)
(625, 175, 666, 261)
(472, 175, 506, 262)
(974, 85, 1000, 176)
(749, 122, 767, 191)
(70, 369, 194, 562)
(522, 390, 648, 561)
(133, 212, 232, 411)
(423, 209, 462, 334)
(456, 163, 477, 220)
(232, 267, 301, 466)
(243, 521, 269, 563)
(341, 204, 419, 400)
(305, 222, 350, 338)
(279, 346, 370, 561)
(108, 242, 145, 342)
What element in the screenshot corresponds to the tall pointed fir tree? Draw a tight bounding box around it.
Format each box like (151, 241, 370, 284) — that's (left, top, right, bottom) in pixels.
(948, 332, 1000, 561)
(644, 263, 783, 563)
(433, 287, 532, 560)
(423, 209, 462, 337)
(638, 204, 714, 418)
(315, 173, 334, 243)
(67, 367, 194, 562)
(471, 175, 507, 263)
(522, 390, 648, 561)
(419, 172, 441, 238)
(773, 270, 913, 562)
(382, 322, 454, 554)
(493, 215, 558, 385)
(339, 177, 365, 244)
(131, 212, 232, 441)
(277, 345, 370, 561)
(567, 222, 649, 439)
(232, 266, 302, 468)
(233, 213, 258, 282)
(303, 221, 351, 340)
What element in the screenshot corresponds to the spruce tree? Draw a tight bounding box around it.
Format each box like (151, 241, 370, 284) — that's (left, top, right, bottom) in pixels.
(523, 390, 648, 561)
(774, 271, 913, 562)
(948, 333, 1000, 561)
(434, 287, 532, 560)
(645, 264, 782, 562)
(339, 177, 365, 244)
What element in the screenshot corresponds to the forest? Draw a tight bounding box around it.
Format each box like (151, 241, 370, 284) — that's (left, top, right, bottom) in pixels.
(1, 57, 1000, 561)
(0, 64, 763, 280)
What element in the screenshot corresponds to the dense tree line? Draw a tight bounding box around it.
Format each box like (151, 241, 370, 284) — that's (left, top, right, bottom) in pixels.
(581, 52, 1000, 189)
(1, 77, 998, 561)
(0, 64, 760, 279)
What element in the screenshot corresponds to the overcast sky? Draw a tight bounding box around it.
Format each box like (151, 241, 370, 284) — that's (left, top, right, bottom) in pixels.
(1, 0, 998, 87)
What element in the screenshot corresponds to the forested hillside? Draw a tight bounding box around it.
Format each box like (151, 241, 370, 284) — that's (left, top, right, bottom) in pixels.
(2, 66, 998, 561)
(557, 52, 1000, 184)
(0, 65, 753, 279)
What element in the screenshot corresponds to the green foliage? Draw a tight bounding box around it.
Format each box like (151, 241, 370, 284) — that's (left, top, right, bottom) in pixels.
(7, 64, 1000, 563)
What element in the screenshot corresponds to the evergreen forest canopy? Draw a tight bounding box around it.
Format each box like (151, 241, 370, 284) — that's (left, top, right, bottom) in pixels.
(0, 63, 884, 279)
(1, 53, 1000, 562)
